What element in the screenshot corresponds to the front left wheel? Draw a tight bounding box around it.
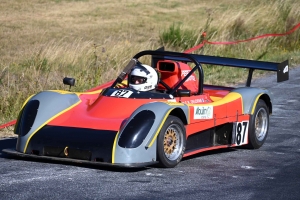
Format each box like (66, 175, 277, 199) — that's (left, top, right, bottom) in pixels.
(157, 115, 186, 168)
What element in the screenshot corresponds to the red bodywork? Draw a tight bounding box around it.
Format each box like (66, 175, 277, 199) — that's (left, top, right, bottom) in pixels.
(48, 67, 248, 158)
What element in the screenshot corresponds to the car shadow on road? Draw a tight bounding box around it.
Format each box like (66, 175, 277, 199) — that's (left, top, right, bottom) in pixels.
(182, 148, 237, 162)
(0, 137, 17, 153)
(1, 138, 240, 171)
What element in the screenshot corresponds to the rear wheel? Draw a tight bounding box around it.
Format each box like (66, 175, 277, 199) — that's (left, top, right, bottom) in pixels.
(157, 116, 186, 168)
(247, 99, 269, 149)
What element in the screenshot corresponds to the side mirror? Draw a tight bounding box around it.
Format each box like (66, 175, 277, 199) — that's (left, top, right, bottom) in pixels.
(63, 77, 75, 91)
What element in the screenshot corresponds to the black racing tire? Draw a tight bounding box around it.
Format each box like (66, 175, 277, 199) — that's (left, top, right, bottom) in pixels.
(247, 99, 269, 149)
(157, 115, 186, 168)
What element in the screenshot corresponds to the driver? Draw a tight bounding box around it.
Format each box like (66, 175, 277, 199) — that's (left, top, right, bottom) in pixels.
(128, 64, 158, 91)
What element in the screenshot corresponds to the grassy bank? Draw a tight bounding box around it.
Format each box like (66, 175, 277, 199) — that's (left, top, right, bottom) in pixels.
(1, 0, 300, 127)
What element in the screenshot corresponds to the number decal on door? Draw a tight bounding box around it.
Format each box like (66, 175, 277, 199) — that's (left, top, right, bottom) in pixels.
(232, 121, 249, 146)
(111, 89, 133, 98)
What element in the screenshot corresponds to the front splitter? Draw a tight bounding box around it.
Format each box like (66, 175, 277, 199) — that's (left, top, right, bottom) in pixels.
(2, 148, 158, 168)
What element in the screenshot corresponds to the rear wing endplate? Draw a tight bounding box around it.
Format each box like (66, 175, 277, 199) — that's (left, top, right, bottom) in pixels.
(244, 59, 289, 86)
(277, 60, 289, 82)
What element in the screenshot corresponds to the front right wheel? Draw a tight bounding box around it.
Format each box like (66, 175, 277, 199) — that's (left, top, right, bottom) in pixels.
(157, 115, 186, 168)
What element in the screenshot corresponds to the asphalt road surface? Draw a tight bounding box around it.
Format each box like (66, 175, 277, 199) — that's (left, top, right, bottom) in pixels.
(1, 67, 300, 200)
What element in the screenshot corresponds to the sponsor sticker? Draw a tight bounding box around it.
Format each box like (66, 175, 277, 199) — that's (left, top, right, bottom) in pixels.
(181, 70, 196, 81)
(193, 105, 213, 119)
(181, 70, 190, 76)
(144, 85, 152, 90)
(183, 99, 205, 104)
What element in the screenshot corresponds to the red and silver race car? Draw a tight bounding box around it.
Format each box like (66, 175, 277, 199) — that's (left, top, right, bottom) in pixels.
(3, 49, 289, 168)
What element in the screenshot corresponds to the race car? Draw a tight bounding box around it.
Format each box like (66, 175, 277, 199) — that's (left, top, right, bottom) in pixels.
(2, 49, 289, 168)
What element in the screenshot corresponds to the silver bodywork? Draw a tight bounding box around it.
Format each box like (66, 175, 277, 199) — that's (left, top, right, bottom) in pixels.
(16, 91, 80, 153)
(232, 87, 272, 114)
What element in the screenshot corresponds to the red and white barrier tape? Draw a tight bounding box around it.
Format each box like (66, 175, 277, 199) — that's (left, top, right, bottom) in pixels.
(184, 22, 300, 53)
(0, 120, 17, 130)
(0, 22, 299, 130)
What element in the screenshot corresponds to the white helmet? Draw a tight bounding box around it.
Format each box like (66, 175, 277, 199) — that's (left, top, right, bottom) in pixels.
(129, 64, 158, 91)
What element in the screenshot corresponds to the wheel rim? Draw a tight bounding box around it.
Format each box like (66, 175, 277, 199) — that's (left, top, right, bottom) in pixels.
(255, 107, 268, 141)
(163, 124, 184, 161)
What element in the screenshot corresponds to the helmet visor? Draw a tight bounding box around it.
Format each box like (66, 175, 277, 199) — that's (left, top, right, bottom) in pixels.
(130, 75, 147, 84)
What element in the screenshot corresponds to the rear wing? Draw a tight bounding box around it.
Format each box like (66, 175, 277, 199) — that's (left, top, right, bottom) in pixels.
(133, 49, 289, 94)
(150, 48, 289, 87)
(164, 54, 288, 87)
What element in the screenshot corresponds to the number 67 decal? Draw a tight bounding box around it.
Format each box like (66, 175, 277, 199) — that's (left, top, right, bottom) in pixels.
(232, 121, 249, 146)
(111, 89, 133, 98)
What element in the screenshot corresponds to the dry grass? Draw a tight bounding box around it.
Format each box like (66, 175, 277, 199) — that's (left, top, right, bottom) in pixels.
(0, 128, 16, 139)
(1, 0, 300, 137)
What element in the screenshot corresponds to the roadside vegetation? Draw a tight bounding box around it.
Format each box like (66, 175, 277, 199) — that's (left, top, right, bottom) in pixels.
(1, 0, 300, 133)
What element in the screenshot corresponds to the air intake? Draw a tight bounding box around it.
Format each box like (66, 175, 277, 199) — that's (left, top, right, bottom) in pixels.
(19, 100, 40, 136)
